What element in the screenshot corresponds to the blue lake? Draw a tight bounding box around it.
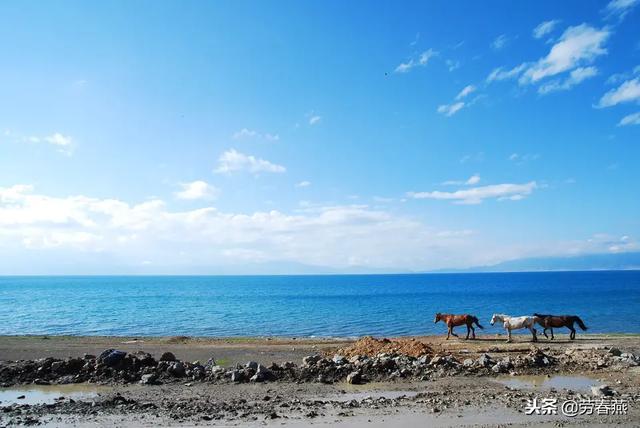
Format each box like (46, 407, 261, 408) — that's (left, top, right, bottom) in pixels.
(1, 271, 638, 337)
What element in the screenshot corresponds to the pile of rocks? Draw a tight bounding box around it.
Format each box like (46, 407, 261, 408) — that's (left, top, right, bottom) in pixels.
(1, 345, 636, 387)
(552, 346, 640, 371)
(332, 336, 433, 358)
(0, 349, 199, 386)
(606, 347, 640, 366)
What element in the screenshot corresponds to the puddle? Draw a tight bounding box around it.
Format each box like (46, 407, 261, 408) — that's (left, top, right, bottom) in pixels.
(0, 384, 109, 406)
(269, 405, 576, 428)
(496, 375, 598, 392)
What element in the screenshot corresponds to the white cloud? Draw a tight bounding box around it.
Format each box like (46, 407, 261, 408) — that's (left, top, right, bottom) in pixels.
(618, 111, 640, 126)
(538, 66, 598, 94)
(214, 149, 286, 174)
(437, 102, 465, 117)
(438, 84, 479, 117)
(232, 128, 280, 141)
(486, 64, 528, 83)
(232, 128, 258, 139)
(443, 174, 481, 186)
(606, 65, 640, 85)
(410, 32, 420, 47)
(520, 24, 610, 84)
(466, 174, 481, 185)
(459, 152, 484, 164)
(295, 181, 311, 188)
(485, 24, 609, 90)
(492, 34, 509, 50)
(44, 133, 72, 147)
(394, 61, 414, 73)
(2, 185, 635, 273)
(446, 59, 460, 72)
(456, 85, 476, 100)
(17, 132, 75, 155)
(419, 49, 437, 65)
(175, 181, 219, 200)
(587, 233, 639, 254)
(308, 115, 322, 125)
(394, 49, 438, 73)
(0, 184, 499, 272)
(513, 233, 639, 261)
(407, 182, 537, 205)
(533, 20, 561, 39)
(597, 78, 640, 107)
(509, 153, 540, 163)
(604, 0, 639, 20)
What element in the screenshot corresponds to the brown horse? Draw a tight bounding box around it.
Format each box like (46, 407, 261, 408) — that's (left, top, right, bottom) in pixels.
(533, 313, 587, 340)
(434, 313, 484, 340)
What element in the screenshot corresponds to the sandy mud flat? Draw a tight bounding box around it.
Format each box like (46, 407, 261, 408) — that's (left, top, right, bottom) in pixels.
(1, 334, 639, 426)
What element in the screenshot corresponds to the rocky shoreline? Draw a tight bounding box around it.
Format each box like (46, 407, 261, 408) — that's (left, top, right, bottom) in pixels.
(2, 337, 638, 387)
(2, 335, 640, 426)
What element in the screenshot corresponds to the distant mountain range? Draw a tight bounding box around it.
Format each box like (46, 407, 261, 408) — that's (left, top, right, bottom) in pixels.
(441, 251, 640, 273)
(5, 251, 639, 276)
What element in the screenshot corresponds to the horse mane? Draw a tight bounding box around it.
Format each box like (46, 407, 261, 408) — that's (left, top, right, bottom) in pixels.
(533, 313, 551, 318)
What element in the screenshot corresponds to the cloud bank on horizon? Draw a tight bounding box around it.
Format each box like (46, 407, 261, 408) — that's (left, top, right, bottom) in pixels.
(0, 0, 638, 273)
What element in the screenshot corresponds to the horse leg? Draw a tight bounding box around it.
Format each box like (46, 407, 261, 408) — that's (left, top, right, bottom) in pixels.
(446, 326, 451, 340)
(450, 327, 458, 338)
(506, 328, 512, 343)
(465, 325, 470, 340)
(542, 327, 549, 339)
(550, 328, 554, 340)
(531, 327, 538, 342)
(471, 325, 476, 339)
(569, 327, 576, 340)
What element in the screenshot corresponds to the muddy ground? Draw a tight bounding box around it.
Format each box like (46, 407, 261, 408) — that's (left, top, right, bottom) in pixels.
(1, 333, 639, 427)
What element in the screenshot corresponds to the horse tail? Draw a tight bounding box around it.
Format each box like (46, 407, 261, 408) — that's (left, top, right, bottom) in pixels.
(473, 316, 484, 329)
(573, 316, 587, 331)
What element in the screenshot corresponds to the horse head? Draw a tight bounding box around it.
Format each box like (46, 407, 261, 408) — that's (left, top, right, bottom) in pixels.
(434, 313, 442, 323)
(532, 314, 545, 323)
(490, 314, 501, 325)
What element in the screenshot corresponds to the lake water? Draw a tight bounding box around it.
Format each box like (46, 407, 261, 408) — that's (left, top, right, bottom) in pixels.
(1, 271, 638, 337)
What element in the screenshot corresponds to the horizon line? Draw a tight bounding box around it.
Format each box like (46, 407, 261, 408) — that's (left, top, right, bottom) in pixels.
(1, 268, 639, 277)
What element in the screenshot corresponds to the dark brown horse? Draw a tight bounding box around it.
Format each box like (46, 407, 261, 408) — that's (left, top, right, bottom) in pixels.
(434, 313, 484, 340)
(533, 313, 587, 340)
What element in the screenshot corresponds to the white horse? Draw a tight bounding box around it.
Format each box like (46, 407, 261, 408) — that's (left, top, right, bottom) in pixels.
(490, 314, 539, 343)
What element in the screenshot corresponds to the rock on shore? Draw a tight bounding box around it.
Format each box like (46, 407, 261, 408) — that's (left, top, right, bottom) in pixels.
(0, 339, 637, 387)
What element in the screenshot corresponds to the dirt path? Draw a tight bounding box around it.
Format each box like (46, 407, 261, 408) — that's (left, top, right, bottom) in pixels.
(2, 333, 637, 364)
(0, 335, 349, 366)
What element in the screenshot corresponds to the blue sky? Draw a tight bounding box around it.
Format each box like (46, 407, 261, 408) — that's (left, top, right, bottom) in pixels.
(0, 0, 639, 274)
